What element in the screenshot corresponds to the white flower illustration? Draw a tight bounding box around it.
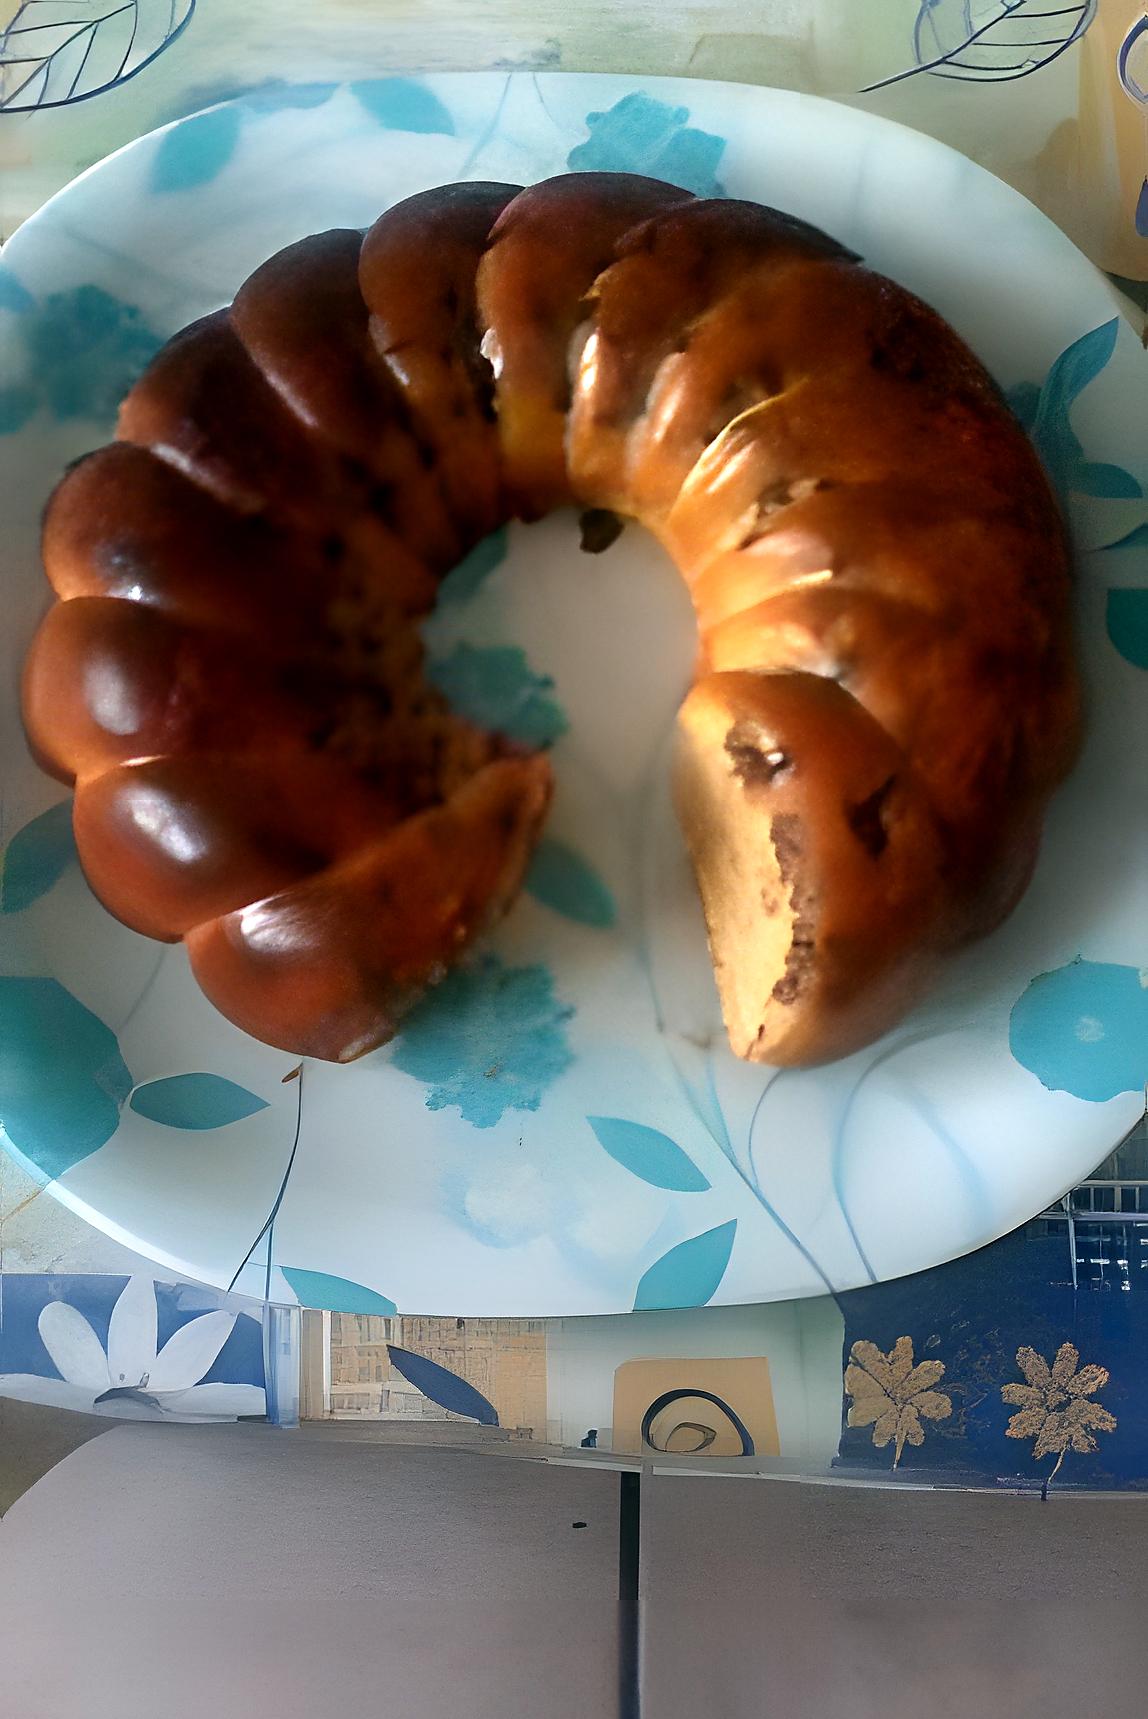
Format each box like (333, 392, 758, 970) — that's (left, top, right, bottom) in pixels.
(0, 1276, 265, 1422)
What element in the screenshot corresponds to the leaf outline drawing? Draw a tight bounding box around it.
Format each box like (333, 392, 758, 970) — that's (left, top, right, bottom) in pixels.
(863, 0, 1097, 93)
(1, 1, 197, 113)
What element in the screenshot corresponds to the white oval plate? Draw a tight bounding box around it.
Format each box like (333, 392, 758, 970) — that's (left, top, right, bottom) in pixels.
(2, 73, 1146, 1317)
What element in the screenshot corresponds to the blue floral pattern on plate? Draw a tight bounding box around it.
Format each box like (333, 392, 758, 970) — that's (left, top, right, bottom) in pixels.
(391, 955, 575, 1129)
(1, 74, 1146, 1316)
(0, 283, 162, 431)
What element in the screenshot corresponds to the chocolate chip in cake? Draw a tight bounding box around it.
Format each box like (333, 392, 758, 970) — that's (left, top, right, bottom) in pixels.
(846, 775, 895, 859)
(578, 509, 625, 555)
(724, 724, 790, 789)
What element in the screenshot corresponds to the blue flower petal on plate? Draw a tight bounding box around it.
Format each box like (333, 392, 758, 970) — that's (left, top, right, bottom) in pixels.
(588, 1115, 710, 1191)
(388, 1346, 499, 1424)
(0, 978, 132, 1178)
(18, 285, 163, 424)
(1137, 177, 1148, 240)
(1, 802, 76, 914)
(241, 81, 338, 111)
(129, 1074, 269, 1130)
(651, 125, 727, 199)
(150, 106, 244, 192)
(392, 954, 574, 1129)
(1106, 590, 1148, 669)
(567, 93, 726, 196)
(281, 1268, 397, 1317)
(437, 527, 509, 606)
(526, 839, 616, 928)
(350, 78, 455, 134)
(0, 386, 37, 434)
(0, 267, 33, 313)
(1009, 959, 1148, 1102)
(427, 644, 568, 747)
(633, 1219, 737, 1311)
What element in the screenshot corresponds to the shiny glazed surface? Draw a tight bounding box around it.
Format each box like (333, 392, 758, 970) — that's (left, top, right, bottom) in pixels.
(21, 173, 1078, 1064)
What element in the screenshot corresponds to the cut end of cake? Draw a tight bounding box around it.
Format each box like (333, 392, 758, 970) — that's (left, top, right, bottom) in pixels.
(674, 670, 947, 1067)
(674, 705, 819, 1064)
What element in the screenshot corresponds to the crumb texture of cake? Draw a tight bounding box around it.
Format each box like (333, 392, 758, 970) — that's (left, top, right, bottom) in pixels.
(22, 174, 1079, 1064)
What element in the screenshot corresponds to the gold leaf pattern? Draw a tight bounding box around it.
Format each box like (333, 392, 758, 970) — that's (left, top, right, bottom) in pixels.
(844, 1336, 952, 1468)
(1002, 1341, 1116, 1482)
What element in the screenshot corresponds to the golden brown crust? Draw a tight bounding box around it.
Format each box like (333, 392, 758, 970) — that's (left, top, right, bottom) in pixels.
(23, 174, 1079, 1066)
(475, 173, 694, 517)
(360, 182, 520, 542)
(231, 228, 463, 573)
(186, 756, 552, 1063)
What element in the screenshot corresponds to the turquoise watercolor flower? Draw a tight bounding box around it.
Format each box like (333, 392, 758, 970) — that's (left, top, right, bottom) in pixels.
(567, 93, 726, 197)
(428, 643, 567, 747)
(392, 954, 575, 1128)
(1, 284, 163, 432)
(1009, 959, 1148, 1103)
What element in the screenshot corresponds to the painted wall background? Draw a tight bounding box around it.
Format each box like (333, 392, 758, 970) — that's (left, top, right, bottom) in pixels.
(545, 1298, 845, 1459)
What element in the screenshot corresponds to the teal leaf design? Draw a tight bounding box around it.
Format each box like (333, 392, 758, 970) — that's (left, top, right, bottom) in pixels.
(1012, 320, 1142, 502)
(567, 93, 726, 196)
(1004, 379, 1041, 432)
(0, 267, 33, 312)
(526, 839, 616, 928)
(1106, 589, 1148, 669)
(0, 385, 37, 433)
(1102, 521, 1148, 554)
(1033, 319, 1119, 427)
(241, 81, 338, 111)
(350, 78, 455, 134)
(1009, 959, 1148, 1102)
(1073, 461, 1143, 499)
(0, 803, 75, 913)
(393, 953, 574, 1129)
(281, 1268, 397, 1317)
(0, 978, 132, 1179)
(633, 1220, 738, 1311)
(150, 106, 244, 192)
(438, 527, 509, 606)
(588, 1116, 710, 1192)
(12, 285, 162, 425)
(129, 1074, 269, 1130)
(428, 644, 568, 747)
(388, 1346, 499, 1425)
